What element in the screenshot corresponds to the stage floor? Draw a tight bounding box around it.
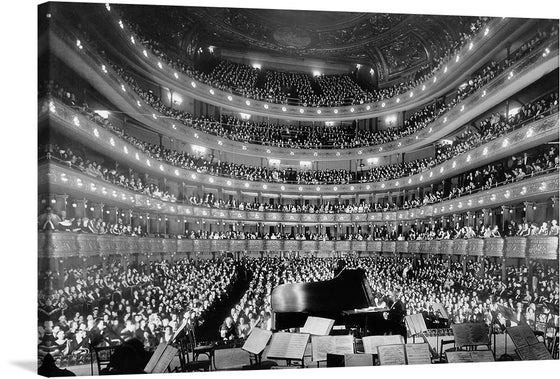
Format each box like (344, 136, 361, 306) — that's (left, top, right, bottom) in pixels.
(58, 332, 538, 376)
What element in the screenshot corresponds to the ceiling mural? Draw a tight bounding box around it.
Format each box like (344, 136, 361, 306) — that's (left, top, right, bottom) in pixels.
(272, 27, 313, 49)
(117, 4, 487, 77)
(207, 8, 409, 54)
(379, 33, 427, 75)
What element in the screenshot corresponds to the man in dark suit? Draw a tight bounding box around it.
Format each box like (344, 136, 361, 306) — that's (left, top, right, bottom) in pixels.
(386, 287, 407, 342)
(333, 259, 346, 277)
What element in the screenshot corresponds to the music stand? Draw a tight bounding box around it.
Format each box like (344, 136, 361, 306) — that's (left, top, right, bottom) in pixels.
(493, 304, 516, 361)
(428, 303, 450, 359)
(451, 322, 492, 358)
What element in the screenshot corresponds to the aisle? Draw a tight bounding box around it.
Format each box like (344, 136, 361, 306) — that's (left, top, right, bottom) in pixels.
(196, 265, 253, 342)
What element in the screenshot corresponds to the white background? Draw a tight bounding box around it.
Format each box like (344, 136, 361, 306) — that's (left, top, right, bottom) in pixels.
(0, 0, 559, 378)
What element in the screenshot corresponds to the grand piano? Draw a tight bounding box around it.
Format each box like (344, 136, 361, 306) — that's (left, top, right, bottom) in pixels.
(270, 268, 388, 336)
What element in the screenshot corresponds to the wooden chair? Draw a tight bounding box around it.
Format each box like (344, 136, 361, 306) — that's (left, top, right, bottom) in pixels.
(439, 339, 458, 362)
(187, 328, 216, 370)
(175, 334, 211, 372)
(548, 327, 559, 359)
(69, 347, 89, 366)
(93, 345, 118, 375)
(241, 351, 278, 370)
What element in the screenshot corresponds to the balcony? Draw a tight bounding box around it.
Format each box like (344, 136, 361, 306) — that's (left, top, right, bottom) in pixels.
(39, 161, 559, 224)
(38, 232, 559, 261)
(100, 13, 527, 119)
(42, 95, 559, 194)
(47, 17, 559, 161)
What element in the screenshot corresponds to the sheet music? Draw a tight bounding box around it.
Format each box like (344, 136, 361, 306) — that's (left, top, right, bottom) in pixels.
(405, 343, 432, 365)
(266, 332, 309, 360)
(362, 335, 404, 354)
(242, 327, 273, 355)
(445, 350, 495, 363)
(429, 302, 449, 320)
(405, 313, 427, 335)
(469, 350, 495, 362)
(506, 325, 540, 348)
(451, 323, 490, 348)
(311, 335, 354, 361)
(144, 343, 167, 373)
(300, 316, 335, 336)
(344, 353, 373, 367)
(445, 351, 474, 363)
(377, 344, 406, 365)
(152, 346, 178, 374)
(516, 343, 552, 360)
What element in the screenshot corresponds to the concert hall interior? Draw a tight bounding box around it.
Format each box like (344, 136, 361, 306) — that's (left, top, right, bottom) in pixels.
(36, 1, 559, 377)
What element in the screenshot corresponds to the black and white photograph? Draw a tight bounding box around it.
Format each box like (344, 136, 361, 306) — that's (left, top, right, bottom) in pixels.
(30, 0, 560, 377)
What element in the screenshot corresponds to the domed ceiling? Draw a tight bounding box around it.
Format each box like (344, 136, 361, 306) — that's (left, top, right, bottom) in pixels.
(117, 4, 486, 78)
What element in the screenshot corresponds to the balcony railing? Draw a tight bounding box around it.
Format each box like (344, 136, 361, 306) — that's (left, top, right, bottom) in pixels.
(40, 161, 559, 223)
(42, 95, 559, 194)
(102, 12, 512, 117)
(38, 232, 559, 261)
(46, 19, 559, 161)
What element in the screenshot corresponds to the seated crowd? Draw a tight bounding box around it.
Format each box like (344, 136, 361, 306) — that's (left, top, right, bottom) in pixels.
(112, 16, 555, 109)
(186, 192, 444, 214)
(221, 256, 558, 340)
(65, 16, 557, 151)
(42, 80, 559, 191)
(38, 258, 239, 357)
(436, 93, 559, 162)
(405, 218, 559, 241)
(40, 120, 559, 219)
(95, 50, 558, 154)
(108, 54, 530, 150)
(118, 12, 491, 106)
(41, 143, 176, 203)
(38, 205, 144, 235)
(38, 254, 559, 357)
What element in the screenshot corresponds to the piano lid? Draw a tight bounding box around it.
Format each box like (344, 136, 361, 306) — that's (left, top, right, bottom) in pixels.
(271, 268, 375, 315)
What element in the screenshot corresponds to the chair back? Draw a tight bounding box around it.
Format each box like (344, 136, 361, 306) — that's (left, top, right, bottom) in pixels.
(93, 345, 119, 375)
(187, 327, 198, 347)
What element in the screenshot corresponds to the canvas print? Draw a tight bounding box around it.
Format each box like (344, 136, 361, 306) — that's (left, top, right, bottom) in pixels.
(38, 1, 559, 376)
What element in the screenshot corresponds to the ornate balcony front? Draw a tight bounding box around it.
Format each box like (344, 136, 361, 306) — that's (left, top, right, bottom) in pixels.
(42, 96, 559, 194)
(100, 13, 524, 119)
(40, 161, 559, 224)
(47, 18, 558, 161)
(38, 232, 559, 261)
